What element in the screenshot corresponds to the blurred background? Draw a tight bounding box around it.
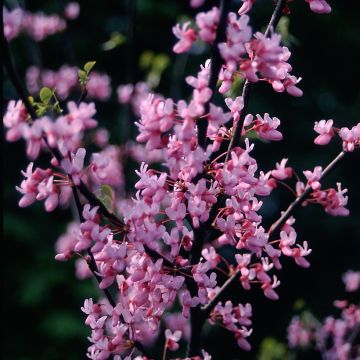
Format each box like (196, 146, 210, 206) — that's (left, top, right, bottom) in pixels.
(3, 0, 360, 359)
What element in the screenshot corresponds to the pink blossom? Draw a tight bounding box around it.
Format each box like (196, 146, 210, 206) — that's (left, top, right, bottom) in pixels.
(172, 22, 197, 54)
(91, 146, 124, 188)
(314, 119, 335, 145)
(3, 7, 23, 41)
(3, 100, 28, 142)
(196, 7, 220, 43)
(303, 166, 323, 190)
(253, 113, 283, 141)
(306, 0, 331, 14)
(242, 32, 303, 97)
(262, 275, 280, 300)
(61, 148, 86, 185)
(136, 95, 175, 150)
(190, 0, 206, 8)
(87, 72, 111, 101)
(238, 0, 256, 15)
(339, 123, 360, 152)
(64, 2, 80, 20)
(271, 158, 293, 180)
(16, 163, 64, 212)
(225, 96, 244, 122)
(165, 329, 182, 351)
(201, 246, 220, 268)
(22, 11, 66, 42)
(323, 183, 349, 216)
(342, 270, 360, 292)
(55, 222, 80, 261)
(218, 13, 251, 72)
(287, 317, 315, 348)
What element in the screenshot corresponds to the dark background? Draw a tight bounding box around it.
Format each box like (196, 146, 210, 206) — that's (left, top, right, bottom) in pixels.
(3, 0, 360, 359)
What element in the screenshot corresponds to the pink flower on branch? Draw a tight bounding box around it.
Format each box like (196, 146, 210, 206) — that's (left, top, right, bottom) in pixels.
(172, 22, 197, 54)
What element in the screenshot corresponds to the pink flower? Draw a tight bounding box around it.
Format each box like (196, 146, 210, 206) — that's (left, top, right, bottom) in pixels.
(253, 113, 283, 141)
(16, 163, 63, 212)
(218, 13, 252, 72)
(55, 222, 80, 261)
(196, 7, 220, 43)
(303, 166, 323, 190)
(3, 100, 28, 142)
(238, 0, 256, 15)
(225, 96, 244, 122)
(165, 329, 182, 351)
(136, 95, 175, 150)
(23, 11, 66, 42)
(3, 7, 24, 41)
(287, 317, 315, 348)
(172, 22, 197, 54)
(21, 119, 45, 160)
(314, 119, 335, 145)
(190, 0, 206, 8)
(339, 123, 360, 152)
(61, 148, 86, 185)
(262, 275, 280, 300)
(342, 270, 360, 292)
(87, 72, 111, 101)
(64, 2, 80, 20)
(91, 146, 124, 188)
(323, 183, 349, 217)
(306, 0, 331, 14)
(201, 246, 220, 268)
(164, 313, 190, 341)
(271, 158, 293, 180)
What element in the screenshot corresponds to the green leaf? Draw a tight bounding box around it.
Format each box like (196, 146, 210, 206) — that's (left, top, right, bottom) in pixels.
(139, 51, 154, 69)
(84, 61, 96, 73)
(100, 185, 114, 199)
(78, 69, 88, 85)
(101, 32, 126, 51)
(94, 185, 114, 213)
(152, 54, 170, 72)
(258, 337, 291, 360)
(39, 87, 53, 104)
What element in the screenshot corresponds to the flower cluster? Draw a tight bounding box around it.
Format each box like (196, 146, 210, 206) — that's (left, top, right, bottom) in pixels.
(3, 5, 79, 42)
(4, 1, 359, 359)
(314, 119, 360, 152)
(26, 65, 111, 101)
(4, 100, 97, 159)
(238, 0, 332, 15)
(287, 271, 360, 360)
(173, 8, 302, 96)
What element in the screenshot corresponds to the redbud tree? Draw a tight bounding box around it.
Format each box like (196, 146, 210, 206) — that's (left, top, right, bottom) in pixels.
(3, 0, 360, 359)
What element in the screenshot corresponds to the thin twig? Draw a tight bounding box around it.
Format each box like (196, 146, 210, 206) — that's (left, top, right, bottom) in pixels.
(268, 151, 345, 236)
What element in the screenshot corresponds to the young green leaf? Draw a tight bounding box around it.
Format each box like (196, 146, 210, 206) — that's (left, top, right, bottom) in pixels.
(84, 61, 96, 73)
(94, 185, 114, 213)
(39, 87, 53, 104)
